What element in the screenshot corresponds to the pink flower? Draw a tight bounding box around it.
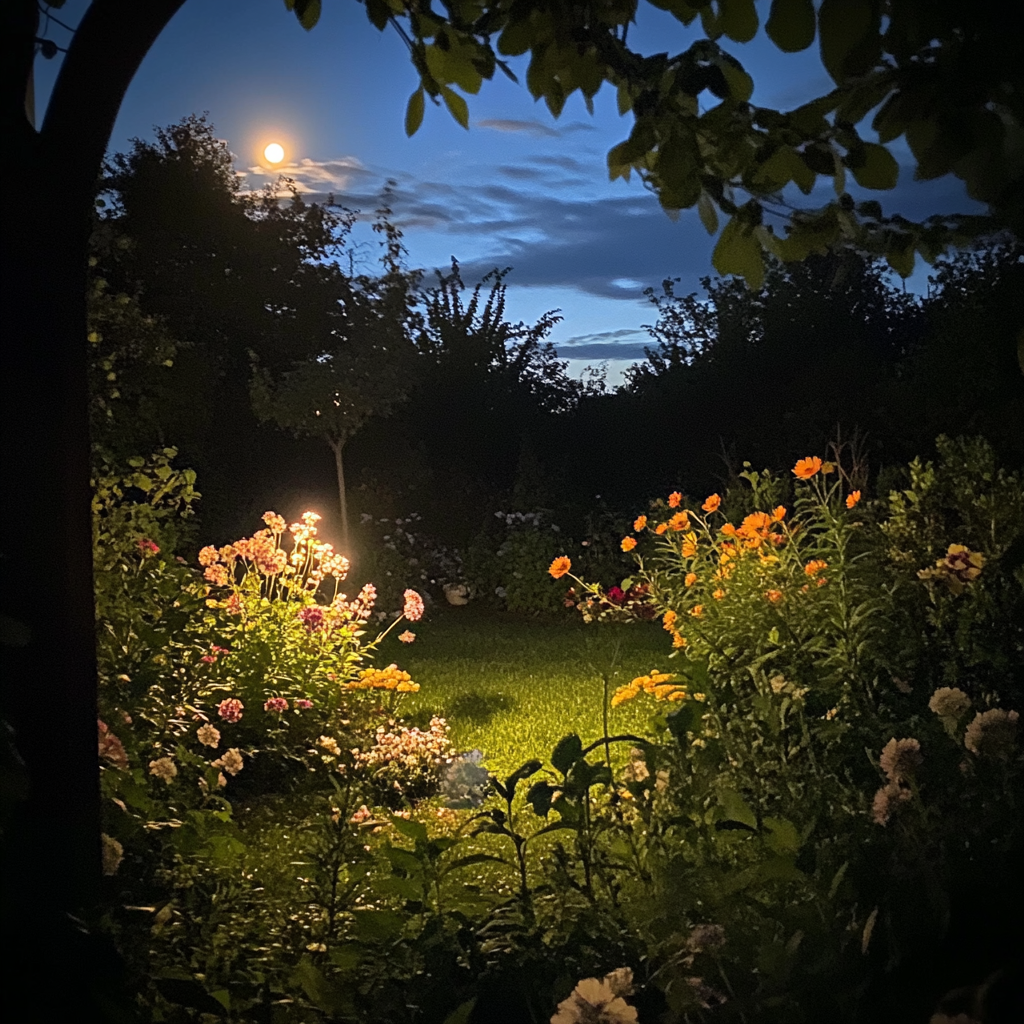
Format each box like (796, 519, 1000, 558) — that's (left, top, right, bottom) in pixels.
(137, 538, 159, 556)
(398, 630, 416, 643)
(264, 697, 289, 713)
(403, 589, 425, 622)
(217, 698, 244, 723)
(294, 699, 313, 710)
(97, 720, 128, 769)
(607, 586, 626, 604)
(879, 737, 923, 784)
(298, 606, 326, 632)
(871, 781, 911, 825)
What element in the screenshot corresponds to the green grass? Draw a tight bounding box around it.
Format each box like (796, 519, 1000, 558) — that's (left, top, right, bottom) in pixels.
(375, 604, 673, 777)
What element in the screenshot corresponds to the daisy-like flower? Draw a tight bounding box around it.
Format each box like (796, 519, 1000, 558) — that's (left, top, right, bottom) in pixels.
(654, 522, 668, 535)
(701, 494, 721, 513)
(668, 511, 691, 532)
(846, 490, 862, 509)
(549, 556, 572, 579)
(668, 491, 683, 508)
(793, 456, 823, 480)
(633, 514, 647, 531)
(621, 536, 637, 552)
(712, 588, 725, 600)
(196, 724, 221, 748)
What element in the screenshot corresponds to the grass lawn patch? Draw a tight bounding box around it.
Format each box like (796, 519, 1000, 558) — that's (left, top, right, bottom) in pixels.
(376, 604, 671, 777)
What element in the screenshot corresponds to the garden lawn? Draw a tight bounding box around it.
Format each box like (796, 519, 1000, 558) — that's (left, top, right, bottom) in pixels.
(375, 604, 672, 777)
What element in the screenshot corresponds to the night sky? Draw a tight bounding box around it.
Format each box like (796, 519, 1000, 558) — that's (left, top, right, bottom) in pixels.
(36, 0, 984, 381)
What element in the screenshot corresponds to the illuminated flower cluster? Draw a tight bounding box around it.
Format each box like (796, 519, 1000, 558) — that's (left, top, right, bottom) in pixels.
(928, 687, 971, 720)
(566, 582, 656, 624)
(611, 670, 698, 707)
(402, 589, 424, 622)
(263, 696, 289, 713)
(211, 747, 244, 776)
(196, 723, 221, 748)
(918, 543, 985, 595)
(148, 756, 177, 783)
(352, 717, 453, 799)
(345, 664, 420, 693)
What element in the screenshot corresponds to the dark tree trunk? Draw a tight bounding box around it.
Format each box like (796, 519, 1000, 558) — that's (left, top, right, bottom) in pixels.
(0, 0, 184, 972)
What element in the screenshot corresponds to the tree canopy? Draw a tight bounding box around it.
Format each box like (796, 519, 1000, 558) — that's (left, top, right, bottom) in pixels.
(279, 0, 1022, 289)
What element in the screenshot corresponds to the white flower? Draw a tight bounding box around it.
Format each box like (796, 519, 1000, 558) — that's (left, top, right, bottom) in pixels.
(928, 687, 971, 719)
(148, 757, 177, 783)
(212, 747, 244, 776)
(964, 708, 1019, 757)
(551, 970, 638, 1024)
(196, 723, 220, 748)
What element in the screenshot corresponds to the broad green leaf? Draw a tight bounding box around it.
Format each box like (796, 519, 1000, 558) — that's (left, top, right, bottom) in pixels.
(848, 142, 899, 189)
(717, 787, 758, 829)
(698, 192, 718, 234)
(712, 216, 765, 290)
(818, 0, 880, 83)
(766, 0, 815, 52)
(351, 908, 405, 943)
(718, 57, 754, 102)
(497, 18, 533, 57)
(617, 82, 633, 116)
(551, 733, 583, 774)
(389, 815, 428, 843)
(405, 88, 425, 137)
(505, 758, 543, 794)
(294, 0, 321, 31)
(439, 85, 470, 130)
(763, 816, 800, 854)
(364, 0, 389, 31)
(718, 0, 758, 43)
(292, 961, 353, 1016)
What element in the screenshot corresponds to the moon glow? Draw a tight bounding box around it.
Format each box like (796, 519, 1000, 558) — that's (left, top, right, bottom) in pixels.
(264, 142, 285, 164)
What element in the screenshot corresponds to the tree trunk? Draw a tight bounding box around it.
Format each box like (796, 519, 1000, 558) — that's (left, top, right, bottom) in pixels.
(0, 0, 184, 956)
(330, 437, 350, 554)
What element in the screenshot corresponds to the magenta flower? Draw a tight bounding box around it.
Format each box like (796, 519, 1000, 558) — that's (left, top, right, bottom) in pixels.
(294, 698, 313, 710)
(298, 605, 326, 632)
(217, 698, 244, 723)
(264, 697, 289, 713)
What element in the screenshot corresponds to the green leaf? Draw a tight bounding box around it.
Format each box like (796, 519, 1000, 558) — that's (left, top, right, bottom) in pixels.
(712, 216, 765, 290)
(763, 816, 801, 854)
(439, 85, 470, 130)
(828, 860, 849, 899)
(551, 733, 583, 774)
(154, 977, 228, 1016)
(351, 909, 405, 943)
(405, 88, 425, 137)
(818, 0, 880, 83)
(885, 239, 915, 278)
(446, 853, 507, 872)
(294, 0, 322, 31)
(504, 759, 543, 795)
(443, 1000, 478, 1024)
(292, 960, 353, 1016)
(766, 0, 815, 52)
(364, 0, 390, 31)
(847, 141, 899, 190)
(718, 0, 758, 43)
(389, 815, 428, 843)
(717, 788, 757, 829)
(526, 779, 558, 817)
(717, 57, 754, 102)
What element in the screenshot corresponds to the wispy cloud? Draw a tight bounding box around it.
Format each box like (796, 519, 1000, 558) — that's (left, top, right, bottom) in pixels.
(477, 118, 597, 137)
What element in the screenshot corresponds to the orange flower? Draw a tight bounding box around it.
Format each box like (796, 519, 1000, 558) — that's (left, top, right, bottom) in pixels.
(816, 576, 828, 587)
(765, 589, 784, 603)
(846, 490, 862, 509)
(671, 632, 687, 648)
(702, 493, 721, 513)
(689, 604, 704, 618)
(771, 505, 787, 522)
(804, 559, 828, 577)
(721, 523, 737, 537)
(654, 522, 669, 535)
(621, 536, 638, 552)
(684, 572, 698, 587)
(793, 456, 823, 480)
(662, 610, 677, 631)
(668, 511, 691, 532)
(633, 514, 647, 532)
(668, 491, 683, 508)
(712, 588, 726, 600)
(548, 556, 571, 579)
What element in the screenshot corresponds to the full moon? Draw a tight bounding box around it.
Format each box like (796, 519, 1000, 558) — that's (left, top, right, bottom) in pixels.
(264, 142, 285, 164)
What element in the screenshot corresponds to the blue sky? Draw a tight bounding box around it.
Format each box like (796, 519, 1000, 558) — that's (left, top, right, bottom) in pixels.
(36, 0, 982, 381)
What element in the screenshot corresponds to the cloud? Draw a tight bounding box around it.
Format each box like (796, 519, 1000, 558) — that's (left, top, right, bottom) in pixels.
(557, 341, 652, 361)
(477, 118, 597, 137)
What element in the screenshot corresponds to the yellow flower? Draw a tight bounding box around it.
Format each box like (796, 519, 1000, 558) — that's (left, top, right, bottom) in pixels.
(621, 536, 637, 552)
(793, 456, 823, 480)
(549, 556, 572, 579)
(671, 631, 687, 648)
(681, 532, 698, 558)
(633, 514, 647, 531)
(611, 684, 640, 707)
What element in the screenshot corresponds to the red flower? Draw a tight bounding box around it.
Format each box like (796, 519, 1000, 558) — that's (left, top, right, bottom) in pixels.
(137, 538, 160, 555)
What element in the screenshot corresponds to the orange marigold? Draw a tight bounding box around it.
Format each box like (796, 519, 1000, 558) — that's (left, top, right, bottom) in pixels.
(684, 572, 698, 587)
(668, 511, 691, 532)
(655, 522, 669, 535)
(846, 490, 862, 509)
(771, 505, 787, 522)
(793, 456, 823, 480)
(671, 632, 687, 648)
(689, 605, 704, 618)
(765, 589, 784, 603)
(668, 491, 683, 508)
(702, 493, 721, 513)
(621, 536, 638, 552)
(662, 610, 678, 631)
(721, 523, 737, 537)
(549, 556, 572, 579)
(634, 514, 647, 531)
(712, 588, 726, 600)
(804, 559, 828, 577)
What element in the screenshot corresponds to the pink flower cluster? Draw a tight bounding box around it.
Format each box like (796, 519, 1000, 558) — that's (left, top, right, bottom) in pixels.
(264, 697, 289, 713)
(352, 717, 451, 776)
(403, 589, 424, 622)
(217, 698, 244, 723)
(297, 606, 326, 632)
